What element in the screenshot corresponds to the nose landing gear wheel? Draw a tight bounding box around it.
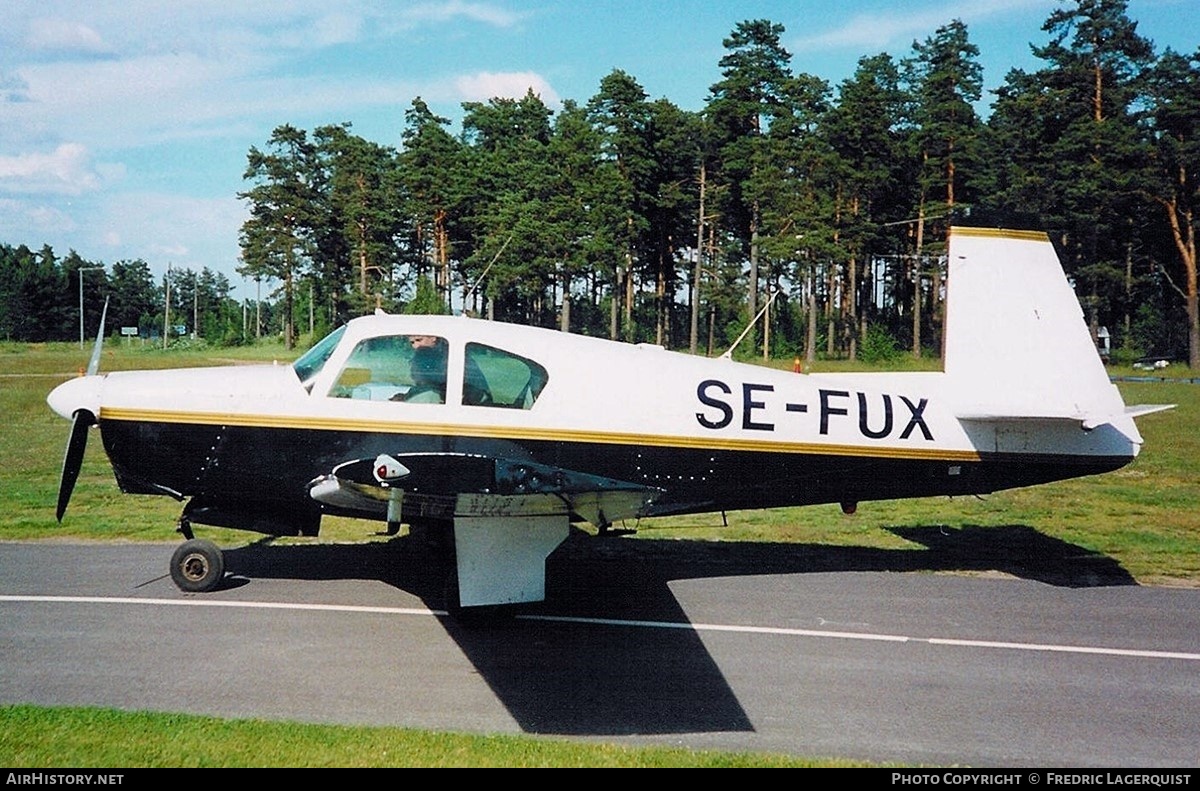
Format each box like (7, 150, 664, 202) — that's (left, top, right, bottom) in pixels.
(170, 539, 225, 592)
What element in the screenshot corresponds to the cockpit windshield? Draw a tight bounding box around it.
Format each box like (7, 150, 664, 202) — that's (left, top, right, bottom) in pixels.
(292, 325, 346, 391)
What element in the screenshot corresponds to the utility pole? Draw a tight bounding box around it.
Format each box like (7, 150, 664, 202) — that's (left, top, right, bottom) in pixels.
(193, 272, 199, 340)
(690, 162, 705, 354)
(164, 264, 171, 350)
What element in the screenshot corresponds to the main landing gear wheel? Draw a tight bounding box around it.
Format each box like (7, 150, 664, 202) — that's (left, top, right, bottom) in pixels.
(169, 539, 225, 593)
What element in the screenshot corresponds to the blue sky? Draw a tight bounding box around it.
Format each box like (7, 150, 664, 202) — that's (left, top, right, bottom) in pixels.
(1, 0, 1196, 296)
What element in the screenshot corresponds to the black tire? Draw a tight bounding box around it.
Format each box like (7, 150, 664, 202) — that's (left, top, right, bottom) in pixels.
(169, 539, 225, 593)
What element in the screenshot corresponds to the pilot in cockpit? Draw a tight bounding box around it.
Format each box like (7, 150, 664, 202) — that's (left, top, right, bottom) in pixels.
(401, 342, 447, 403)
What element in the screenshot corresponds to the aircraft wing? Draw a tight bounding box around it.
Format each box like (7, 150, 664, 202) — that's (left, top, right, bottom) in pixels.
(310, 453, 662, 607)
(307, 452, 661, 529)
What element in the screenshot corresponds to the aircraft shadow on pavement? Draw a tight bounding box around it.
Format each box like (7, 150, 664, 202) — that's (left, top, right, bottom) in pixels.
(218, 523, 1133, 737)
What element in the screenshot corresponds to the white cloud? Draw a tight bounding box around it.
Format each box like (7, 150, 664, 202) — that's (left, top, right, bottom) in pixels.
(401, 1, 522, 29)
(0, 143, 101, 195)
(5, 52, 270, 151)
(152, 243, 190, 258)
(101, 191, 246, 272)
(3, 4, 533, 151)
(20, 53, 243, 115)
(0, 1, 542, 285)
(0, 198, 77, 237)
(94, 161, 127, 184)
(308, 12, 363, 47)
(25, 17, 112, 56)
(454, 71, 560, 106)
(791, 0, 1055, 53)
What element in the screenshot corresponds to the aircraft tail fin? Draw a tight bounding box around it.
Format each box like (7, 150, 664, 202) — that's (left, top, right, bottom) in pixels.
(943, 227, 1137, 428)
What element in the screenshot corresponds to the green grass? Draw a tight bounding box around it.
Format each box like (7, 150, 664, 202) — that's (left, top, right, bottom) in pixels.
(2, 340, 1197, 766)
(0, 705, 857, 768)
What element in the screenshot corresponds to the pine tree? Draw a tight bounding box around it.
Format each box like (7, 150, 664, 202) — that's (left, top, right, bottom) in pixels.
(1143, 49, 1200, 367)
(708, 20, 794, 354)
(238, 124, 319, 350)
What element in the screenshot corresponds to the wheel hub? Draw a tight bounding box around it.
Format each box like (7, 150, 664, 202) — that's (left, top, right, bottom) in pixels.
(180, 554, 209, 582)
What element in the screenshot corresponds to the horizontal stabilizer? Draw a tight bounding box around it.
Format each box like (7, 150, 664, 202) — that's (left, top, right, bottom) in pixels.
(956, 405, 1087, 422)
(1109, 403, 1176, 424)
(956, 402, 1174, 431)
(1079, 403, 1176, 431)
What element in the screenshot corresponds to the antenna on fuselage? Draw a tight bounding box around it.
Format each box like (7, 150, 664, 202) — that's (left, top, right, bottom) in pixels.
(462, 234, 514, 312)
(720, 288, 781, 359)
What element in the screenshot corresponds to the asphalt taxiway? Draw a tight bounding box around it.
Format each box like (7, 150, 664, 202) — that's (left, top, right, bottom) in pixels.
(1, 534, 1197, 766)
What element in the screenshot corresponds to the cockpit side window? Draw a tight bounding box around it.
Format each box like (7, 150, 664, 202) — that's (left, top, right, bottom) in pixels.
(463, 343, 548, 409)
(329, 334, 448, 403)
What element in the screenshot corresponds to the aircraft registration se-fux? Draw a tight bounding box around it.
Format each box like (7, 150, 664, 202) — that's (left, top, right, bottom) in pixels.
(47, 227, 1172, 611)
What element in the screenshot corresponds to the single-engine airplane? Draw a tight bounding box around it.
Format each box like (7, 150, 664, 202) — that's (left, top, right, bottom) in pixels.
(48, 227, 1172, 609)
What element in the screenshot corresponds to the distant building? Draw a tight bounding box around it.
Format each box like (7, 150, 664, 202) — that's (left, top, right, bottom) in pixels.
(1096, 326, 1111, 361)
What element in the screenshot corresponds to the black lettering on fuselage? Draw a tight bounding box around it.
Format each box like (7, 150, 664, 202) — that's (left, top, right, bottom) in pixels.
(697, 381, 935, 442)
(857, 392, 894, 439)
(898, 396, 933, 441)
(696, 379, 734, 429)
(742, 383, 774, 431)
(819, 389, 850, 435)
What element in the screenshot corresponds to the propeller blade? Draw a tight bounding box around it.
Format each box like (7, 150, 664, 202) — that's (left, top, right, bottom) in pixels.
(57, 296, 106, 521)
(86, 296, 109, 376)
(56, 410, 95, 522)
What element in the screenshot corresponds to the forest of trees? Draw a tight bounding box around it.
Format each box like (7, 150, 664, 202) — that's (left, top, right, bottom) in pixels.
(0, 244, 255, 347)
(3, 1, 1198, 367)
